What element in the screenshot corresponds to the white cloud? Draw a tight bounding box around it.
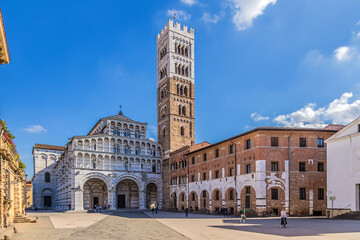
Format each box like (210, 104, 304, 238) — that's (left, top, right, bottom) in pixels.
(333, 46, 351, 61)
(181, 0, 197, 6)
(251, 112, 270, 121)
(202, 12, 220, 24)
(167, 9, 191, 21)
(273, 92, 360, 128)
(24, 125, 47, 133)
(229, 0, 277, 31)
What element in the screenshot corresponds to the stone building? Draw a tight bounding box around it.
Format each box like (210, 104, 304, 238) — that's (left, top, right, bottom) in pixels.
(33, 112, 163, 210)
(25, 181, 33, 208)
(0, 121, 26, 229)
(0, 8, 10, 64)
(32, 144, 65, 209)
(167, 127, 339, 216)
(326, 117, 360, 216)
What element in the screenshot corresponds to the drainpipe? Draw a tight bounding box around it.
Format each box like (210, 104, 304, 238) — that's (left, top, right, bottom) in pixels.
(288, 130, 294, 215)
(230, 139, 237, 213)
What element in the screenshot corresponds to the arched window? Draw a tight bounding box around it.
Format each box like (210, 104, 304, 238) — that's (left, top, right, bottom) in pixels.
(175, 43, 177, 54)
(135, 146, 141, 155)
(178, 105, 182, 115)
(182, 106, 186, 116)
(185, 67, 189, 77)
(175, 63, 178, 74)
(45, 172, 50, 183)
(180, 126, 185, 136)
(178, 45, 181, 54)
(152, 164, 156, 173)
(178, 65, 181, 74)
(177, 85, 180, 95)
(92, 159, 97, 169)
(185, 47, 188, 57)
(184, 86, 187, 96)
(180, 86, 184, 95)
(162, 127, 166, 137)
(124, 145, 130, 154)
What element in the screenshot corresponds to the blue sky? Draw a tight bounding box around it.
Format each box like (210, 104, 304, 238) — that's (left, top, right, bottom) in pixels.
(1, 0, 360, 178)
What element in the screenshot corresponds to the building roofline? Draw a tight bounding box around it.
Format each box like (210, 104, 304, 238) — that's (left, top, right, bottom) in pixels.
(33, 144, 66, 153)
(185, 127, 338, 156)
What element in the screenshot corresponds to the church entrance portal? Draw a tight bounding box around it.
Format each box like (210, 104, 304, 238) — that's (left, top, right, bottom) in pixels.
(116, 179, 139, 209)
(93, 197, 99, 208)
(117, 195, 126, 208)
(83, 178, 108, 210)
(44, 196, 52, 208)
(146, 183, 158, 208)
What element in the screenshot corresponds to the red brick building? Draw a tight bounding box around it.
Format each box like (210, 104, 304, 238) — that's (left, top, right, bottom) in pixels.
(166, 127, 340, 216)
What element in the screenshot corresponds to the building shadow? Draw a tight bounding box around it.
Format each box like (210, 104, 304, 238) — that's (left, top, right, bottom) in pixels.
(210, 218, 360, 237)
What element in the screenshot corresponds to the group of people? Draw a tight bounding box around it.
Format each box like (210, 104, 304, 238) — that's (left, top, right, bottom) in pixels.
(150, 202, 158, 213)
(95, 204, 102, 212)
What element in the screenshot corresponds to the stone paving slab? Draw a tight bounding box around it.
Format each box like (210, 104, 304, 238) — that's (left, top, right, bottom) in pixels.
(12, 211, 189, 240)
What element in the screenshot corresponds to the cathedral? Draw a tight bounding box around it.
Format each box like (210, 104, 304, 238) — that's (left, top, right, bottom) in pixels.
(32, 19, 193, 210)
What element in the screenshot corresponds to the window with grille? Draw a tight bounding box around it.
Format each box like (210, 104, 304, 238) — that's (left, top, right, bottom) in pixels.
(271, 162, 278, 171)
(271, 188, 278, 200)
(271, 137, 279, 147)
(215, 191, 220, 201)
(215, 170, 219, 179)
(299, 162, 306, 171)
(318, 162, 324, 172)
(203, 153, 207, 161)
(245, 186, 251, 194)
(246, 164, 251, 173)
(215, 149, 219, 158)
(318, 188, 324, 200)
(229, 190, 234, 200)
(299, 188, 306, 200)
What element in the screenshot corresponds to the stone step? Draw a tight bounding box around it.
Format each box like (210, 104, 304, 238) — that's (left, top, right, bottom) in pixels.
(0, 226, 14, 240)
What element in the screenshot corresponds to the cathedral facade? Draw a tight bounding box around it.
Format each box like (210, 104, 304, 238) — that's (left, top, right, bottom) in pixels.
(33, 112, 163, 210)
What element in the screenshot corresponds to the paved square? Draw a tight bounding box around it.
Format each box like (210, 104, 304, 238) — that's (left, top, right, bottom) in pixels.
(12, 211, 360, 240)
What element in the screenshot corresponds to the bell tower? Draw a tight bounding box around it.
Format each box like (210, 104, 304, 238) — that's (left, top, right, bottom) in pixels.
(157, 19, 195, 157)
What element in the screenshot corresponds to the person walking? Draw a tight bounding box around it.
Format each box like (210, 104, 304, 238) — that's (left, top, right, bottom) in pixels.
(155, 203, 158, 214)
(68, 204, 71, 210)
(280, 210, 287, 228)
(99, 205, 102, 212)
(185, 207, 189, 217)
(150, 202, 155, 213)
(240, 207, 246, 223)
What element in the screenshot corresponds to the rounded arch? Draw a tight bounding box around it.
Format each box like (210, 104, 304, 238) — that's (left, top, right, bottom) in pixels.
(80, 172, 112, 190)
(114, 174, 142, 190)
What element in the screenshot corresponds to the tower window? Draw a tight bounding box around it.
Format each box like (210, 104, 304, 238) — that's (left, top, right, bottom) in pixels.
(45, 172, 50, 183)
(318, 188, 324, 200)
(182, 106, 186, 116)
(203, 153, 207, 161)
(180, 126, 185, 136)
(299, 162, 306, 171)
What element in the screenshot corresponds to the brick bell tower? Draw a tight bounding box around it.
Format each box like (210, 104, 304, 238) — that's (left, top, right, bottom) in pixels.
(156, 19, 195, 157)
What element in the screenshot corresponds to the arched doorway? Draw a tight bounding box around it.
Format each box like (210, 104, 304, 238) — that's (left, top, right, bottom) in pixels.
(83, 178, 108, 210)
(42, 188, 53, 208)
(171, 192, 177, 209)
(146, 183, 158, 208)
(116, 179, 139, 209)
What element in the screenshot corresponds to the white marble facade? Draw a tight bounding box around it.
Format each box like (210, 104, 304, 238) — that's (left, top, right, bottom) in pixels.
(33, 112, 163, 210)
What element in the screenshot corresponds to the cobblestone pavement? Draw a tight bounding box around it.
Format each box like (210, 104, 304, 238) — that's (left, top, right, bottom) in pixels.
(12, 211, 189, 240)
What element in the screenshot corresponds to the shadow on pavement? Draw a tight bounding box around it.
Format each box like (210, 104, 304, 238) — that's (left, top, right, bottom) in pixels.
(211, 218, 360, 237)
